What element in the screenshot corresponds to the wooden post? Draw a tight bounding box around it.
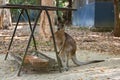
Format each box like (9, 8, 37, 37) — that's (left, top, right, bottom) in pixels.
(113, 0, 120, 37)
(68, 0, 72, 24)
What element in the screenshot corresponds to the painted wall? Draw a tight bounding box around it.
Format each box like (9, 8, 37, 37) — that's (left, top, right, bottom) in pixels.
(95, 2, 114, 28)
(72, 0, 114, 29)
(72, 2, 95, 27)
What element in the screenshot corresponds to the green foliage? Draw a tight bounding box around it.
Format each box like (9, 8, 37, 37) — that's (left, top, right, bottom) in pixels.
(56, 0, 68, 18)
(56, 0, 69, 9)
(10, 0, 68, 22)
(9, 0, 39, 22)
(9, 0, 38, 5)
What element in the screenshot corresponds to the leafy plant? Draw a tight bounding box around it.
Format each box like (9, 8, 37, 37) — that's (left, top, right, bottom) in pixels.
(9, 0, 39, 22)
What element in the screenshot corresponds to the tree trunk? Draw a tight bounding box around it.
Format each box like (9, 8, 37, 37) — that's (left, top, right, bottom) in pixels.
(68, 0, 72, 24)
(0, 0, 3, 29)
(39, 0, 55, 41)
(113, 0, 120, 37)
(0, 0, 12, 29)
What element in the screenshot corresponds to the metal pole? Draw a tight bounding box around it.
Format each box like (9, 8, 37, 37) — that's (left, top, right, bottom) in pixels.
(45, 9, 62, 72)
(25, 9, 37, 51)
(17, 10, 42, 76)
(5, 9, 24, 60)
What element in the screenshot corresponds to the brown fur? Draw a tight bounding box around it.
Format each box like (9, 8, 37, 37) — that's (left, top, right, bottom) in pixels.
(54, 23, 104, 71)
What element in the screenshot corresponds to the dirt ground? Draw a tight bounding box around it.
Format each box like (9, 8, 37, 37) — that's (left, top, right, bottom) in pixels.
(0, 25, 120, 80)
(0, 50, 120, 80)
(1, 25, 120, 54)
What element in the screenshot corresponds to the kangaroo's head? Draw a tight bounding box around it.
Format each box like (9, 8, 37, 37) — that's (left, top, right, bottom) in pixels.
(50, 17, 65, 42)
(52, 17, 65, 39)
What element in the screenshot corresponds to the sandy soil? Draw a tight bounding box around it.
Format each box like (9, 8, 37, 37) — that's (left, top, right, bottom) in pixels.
(0, 25, 120, 80)
(0, 50, 120, 80)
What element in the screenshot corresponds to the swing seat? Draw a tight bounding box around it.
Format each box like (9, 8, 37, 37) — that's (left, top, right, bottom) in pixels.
(10, 51, 57, 70)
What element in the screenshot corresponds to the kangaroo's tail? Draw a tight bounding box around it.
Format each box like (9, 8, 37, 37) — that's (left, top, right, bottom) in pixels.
(71, 54, 104, 66)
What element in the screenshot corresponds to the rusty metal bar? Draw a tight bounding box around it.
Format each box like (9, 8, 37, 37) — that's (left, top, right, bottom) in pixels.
(45, 9, 62, 72)
(0, 4, 76, 11)
(4, 9, 24, 60)
(17, 10, 42, 76)
(25, 9, 37, 51)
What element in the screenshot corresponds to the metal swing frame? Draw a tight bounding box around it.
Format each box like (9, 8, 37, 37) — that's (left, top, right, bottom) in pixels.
(0, 4, 76, 76)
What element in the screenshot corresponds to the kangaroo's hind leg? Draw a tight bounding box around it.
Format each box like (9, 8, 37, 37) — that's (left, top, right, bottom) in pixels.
(59, 52, 69, 71)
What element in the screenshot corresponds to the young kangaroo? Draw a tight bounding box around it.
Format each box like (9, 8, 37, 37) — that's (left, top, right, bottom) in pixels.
(54, 23, 104, 71)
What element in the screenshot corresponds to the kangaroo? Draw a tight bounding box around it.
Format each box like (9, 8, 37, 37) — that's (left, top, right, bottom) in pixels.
(54, 22, 104, 71)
